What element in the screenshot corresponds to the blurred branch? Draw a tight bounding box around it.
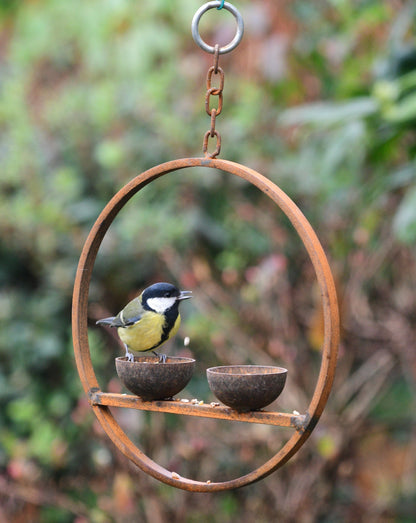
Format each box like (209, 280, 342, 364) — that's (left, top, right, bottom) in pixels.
(0, 476, 89, 518)
(334, 349, 395, 416)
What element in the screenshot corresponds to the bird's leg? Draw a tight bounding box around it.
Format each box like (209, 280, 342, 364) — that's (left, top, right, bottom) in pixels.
(124, 344, 135, 362)
(152, 351, 167, 364)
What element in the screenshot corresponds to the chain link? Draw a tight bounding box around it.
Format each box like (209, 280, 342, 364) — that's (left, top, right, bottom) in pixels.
(202, 45, 224, 158)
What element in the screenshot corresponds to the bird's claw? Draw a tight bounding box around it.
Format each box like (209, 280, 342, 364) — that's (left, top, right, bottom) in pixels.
(152, 350, 167, 363)
(124, 344, 135, 362)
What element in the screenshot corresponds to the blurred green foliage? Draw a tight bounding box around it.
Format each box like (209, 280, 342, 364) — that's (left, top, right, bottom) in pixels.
(1, 0, 416, 521)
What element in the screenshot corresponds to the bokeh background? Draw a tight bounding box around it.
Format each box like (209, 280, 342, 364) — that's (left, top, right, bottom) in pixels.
(1, 0, 416, 521)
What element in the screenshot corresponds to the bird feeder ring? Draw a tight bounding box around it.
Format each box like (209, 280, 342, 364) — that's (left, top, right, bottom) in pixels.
(72, 157, 339, 492)
(191, 1, 244, 54)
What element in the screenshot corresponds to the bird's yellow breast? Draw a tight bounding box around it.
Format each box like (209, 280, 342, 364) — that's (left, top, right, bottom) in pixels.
(117, 311, 181, 353)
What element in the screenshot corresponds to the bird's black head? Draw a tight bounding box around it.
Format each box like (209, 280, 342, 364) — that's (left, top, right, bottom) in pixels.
(142, 282, 192, 313)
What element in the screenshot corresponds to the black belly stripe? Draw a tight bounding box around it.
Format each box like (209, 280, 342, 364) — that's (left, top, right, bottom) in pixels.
(149, 306, 179, 351)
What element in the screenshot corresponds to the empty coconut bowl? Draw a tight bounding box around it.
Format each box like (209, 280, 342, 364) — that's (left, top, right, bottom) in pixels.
(207, 365, 287, 412)
(116, 356, 195, 401)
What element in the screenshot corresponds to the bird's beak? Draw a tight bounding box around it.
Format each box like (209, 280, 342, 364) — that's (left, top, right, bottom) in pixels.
(178, 290, 192, 300)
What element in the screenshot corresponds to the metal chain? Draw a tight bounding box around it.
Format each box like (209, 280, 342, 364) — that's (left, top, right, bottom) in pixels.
(203, 45, 224, 159)
(193, 1, 244, 158)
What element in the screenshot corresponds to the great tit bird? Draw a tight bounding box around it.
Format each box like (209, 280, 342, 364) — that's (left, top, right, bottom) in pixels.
(96, 282, 192, 363)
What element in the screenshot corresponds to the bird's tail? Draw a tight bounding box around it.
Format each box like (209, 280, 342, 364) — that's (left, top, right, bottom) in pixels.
(96, 317, 116, 327)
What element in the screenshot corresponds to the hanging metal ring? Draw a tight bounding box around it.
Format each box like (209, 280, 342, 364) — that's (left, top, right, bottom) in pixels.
(192, 1, 244, 54)
(72, 157, 339, 492)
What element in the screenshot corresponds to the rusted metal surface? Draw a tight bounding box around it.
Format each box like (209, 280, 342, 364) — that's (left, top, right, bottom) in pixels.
(72, 157, 339, 492)
(206, 85, 224, 115)
(115, 356, 195, 401)
(203, 130, 221, 159)
(89, 391, 305, 428)
(207, 65, 224, 94)
(206, 365, 287, 412)
(202, 45, 224, 159)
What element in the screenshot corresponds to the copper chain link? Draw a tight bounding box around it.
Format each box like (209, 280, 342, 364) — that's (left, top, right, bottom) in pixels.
(203, 45, 224, 159)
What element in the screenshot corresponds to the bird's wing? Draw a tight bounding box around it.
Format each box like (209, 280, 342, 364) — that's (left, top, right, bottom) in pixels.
(96, 297, 144, 328)
(119, 297, 144, 326)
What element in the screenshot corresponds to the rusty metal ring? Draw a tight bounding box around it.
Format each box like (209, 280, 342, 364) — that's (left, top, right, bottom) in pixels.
(203, 130, 221, 158)
(205, 88, 223, 116)
(72, 158, 339, 492)
(192, 2, 244, 55)
(207, 66, 225, 92)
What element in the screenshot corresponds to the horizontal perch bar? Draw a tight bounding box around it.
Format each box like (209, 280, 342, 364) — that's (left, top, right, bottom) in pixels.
(89, 390, 307, 430)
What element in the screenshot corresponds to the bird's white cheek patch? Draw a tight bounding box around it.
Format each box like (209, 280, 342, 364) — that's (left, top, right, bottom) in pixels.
(147, 297, 176, 313)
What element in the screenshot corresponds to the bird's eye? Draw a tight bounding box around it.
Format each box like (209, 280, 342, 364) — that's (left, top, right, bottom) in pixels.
(164, 291, 171, 297)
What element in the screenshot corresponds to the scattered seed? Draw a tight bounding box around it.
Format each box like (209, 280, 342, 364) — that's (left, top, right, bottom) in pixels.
(171, 472, 180, 479)
(210, 402, 220, 407)
(293, 410, 300, 416)
(184, 336, 190, 346)
(206, 480, 211, 484)
(199, 400, 204, 405)
(181, 399, 190, 403)
(191, 399, 198, 404)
